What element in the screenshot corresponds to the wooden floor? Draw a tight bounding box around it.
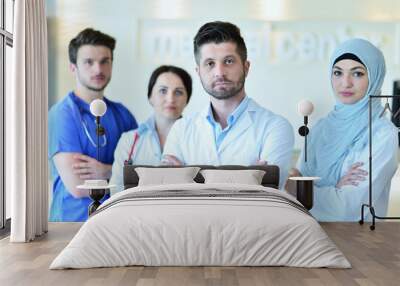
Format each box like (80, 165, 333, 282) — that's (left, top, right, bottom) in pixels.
(0, 222, 399, 286)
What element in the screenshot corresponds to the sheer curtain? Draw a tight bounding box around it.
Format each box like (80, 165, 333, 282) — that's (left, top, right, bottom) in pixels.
(7, 0, 48, 242)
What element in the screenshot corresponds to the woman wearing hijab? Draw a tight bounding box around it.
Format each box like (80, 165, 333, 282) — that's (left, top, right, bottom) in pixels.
(291, 38, 398, 221)
(109, 65, 192, 193)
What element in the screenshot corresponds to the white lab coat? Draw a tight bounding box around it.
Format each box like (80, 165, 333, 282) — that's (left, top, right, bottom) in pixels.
(110, 117, 161, 194)
(163, 97, 294, 188)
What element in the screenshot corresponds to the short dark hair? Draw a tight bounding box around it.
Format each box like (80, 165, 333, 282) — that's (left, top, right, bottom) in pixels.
(68, 28, 116, 64)
(193, 21, 247, 64)
(147, 65, 193, 103)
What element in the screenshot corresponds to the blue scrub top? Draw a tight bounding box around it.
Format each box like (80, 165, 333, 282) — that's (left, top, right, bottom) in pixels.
(48, 91, 138, 221)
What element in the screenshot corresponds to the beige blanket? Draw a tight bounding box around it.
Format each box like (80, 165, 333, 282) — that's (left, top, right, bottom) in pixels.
(50, 183, 351, 269)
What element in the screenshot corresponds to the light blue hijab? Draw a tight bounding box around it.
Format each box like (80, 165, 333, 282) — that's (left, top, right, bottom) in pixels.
(300, 38, 385, 187)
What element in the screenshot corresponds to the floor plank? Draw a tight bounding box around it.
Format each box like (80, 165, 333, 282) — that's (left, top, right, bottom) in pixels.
(0, 222, 399, 286)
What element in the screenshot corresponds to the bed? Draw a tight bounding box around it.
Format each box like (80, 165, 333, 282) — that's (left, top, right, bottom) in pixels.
(50, 165, 350, 269)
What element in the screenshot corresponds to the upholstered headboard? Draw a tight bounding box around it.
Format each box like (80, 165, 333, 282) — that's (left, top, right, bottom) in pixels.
(123, 165, 280, 189)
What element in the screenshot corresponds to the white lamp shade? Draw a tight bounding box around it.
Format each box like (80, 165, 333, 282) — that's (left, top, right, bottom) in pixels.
(297, 100, 314, 116)
(90, 99, 107, 117)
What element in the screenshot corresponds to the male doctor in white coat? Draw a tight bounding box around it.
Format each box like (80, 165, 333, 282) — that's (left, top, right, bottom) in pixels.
(163, 21, 294, 187)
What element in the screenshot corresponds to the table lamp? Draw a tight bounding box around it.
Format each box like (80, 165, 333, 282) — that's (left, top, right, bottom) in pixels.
(288, 100, 318, 210)
(297, 100, 314, 162)
(88, 99, 107, 215)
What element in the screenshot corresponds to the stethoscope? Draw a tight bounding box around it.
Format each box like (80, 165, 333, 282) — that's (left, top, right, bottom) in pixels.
(124, 132, 140, 165)
(79, 107, 107, 148)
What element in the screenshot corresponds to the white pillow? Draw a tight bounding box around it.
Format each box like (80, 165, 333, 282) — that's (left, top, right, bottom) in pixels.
(200, 169, 266, 185)
(135, 167, 201, 186)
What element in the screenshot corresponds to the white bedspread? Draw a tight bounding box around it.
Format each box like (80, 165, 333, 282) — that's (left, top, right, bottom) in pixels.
(50, 183, 351, 269)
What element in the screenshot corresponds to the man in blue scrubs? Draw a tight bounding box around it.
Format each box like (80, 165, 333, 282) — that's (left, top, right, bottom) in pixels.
(163, 22, 294, 187)
(48, 28, 138, 221)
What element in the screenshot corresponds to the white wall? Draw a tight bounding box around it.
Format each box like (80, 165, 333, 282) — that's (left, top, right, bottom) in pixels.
(46, 0, 400, 146)
(46, 0, 400, 215)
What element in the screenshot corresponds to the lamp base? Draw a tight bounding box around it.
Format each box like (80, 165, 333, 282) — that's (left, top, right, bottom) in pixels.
(288, 177, 319, 210)
(296, 180, 314, 210)
(88, 188, 106, 216)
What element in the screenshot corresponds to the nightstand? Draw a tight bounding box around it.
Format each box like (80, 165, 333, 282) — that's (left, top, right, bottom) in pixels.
(288, 177, 320, 210)
(77, 183, 114, 216)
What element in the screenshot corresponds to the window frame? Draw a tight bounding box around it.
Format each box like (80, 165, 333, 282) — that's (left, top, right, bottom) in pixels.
(0, 0, 14, 232)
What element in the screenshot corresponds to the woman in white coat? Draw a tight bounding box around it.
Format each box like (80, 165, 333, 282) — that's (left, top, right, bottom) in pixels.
(291, 38, 398, 221)
(110, 65, 192, 193)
